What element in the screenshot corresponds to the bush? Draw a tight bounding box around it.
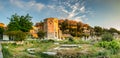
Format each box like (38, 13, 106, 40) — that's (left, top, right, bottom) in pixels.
(109, 40, 120, 54)
(68, 37, 74, 42)
(14, 31, 27, 41)
(62, 39, 90, 44)
(101, 32, 114, 41)
(96, 40, 120, 54)
(6, 31, 27, 41)
(97, 51, 108, 57)
(41, 39, 55, 43)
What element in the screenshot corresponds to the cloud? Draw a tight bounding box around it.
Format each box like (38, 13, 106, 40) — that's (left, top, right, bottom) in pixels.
(10, 0, 45, 11)
(48, 0, 88, 22)
(74, 15, 88, 22)
(80, 6, 85, 13)
(33, 3, 44, 11)
(9, 0, 90, 22)
(74, 17, 82, 22)
(47, 5, 55, 9)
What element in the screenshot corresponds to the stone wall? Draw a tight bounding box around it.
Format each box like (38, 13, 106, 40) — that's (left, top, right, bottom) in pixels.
(44, 18, 59, 39)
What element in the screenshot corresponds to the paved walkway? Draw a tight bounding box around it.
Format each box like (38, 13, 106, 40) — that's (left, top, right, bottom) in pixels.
(0, 44, 3, 58)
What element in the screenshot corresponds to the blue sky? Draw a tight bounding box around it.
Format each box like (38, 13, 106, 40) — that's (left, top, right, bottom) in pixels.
(0, 0, 120, 30)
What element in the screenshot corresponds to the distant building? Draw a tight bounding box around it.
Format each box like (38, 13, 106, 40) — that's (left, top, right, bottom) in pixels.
(0, 23, 7, 30)
(0, 23, 5, 27)
(0, 23, 9, 40)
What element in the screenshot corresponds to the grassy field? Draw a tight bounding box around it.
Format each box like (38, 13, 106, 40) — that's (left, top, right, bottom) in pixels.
(2, 39, 120, 58)
(2, 40, 58, 58)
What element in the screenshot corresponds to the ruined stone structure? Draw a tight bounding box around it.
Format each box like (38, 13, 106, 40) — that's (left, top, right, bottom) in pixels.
(33, 18, 91, 40)
(44, 18, 60, 39)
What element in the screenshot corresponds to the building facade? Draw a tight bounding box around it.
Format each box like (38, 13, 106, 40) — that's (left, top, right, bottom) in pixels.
(44, 18, 59, 39)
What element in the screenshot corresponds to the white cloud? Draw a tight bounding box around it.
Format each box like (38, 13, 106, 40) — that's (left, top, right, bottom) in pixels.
(10, 0, 24, 8)
(10, 0, 44, 11)
(34, 3, 44, 11)
(9, 0, 90, 22)
(74, 15, 88, 22)
(80, 6, 85, 13)
(53, 0, 88, 22)
(47, 5, 55, 9)
(60, 6, 69, 14)
(74, 17, 82, 22)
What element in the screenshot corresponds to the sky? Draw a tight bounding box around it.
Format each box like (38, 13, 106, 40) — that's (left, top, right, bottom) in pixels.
(0, 0, 120, 30)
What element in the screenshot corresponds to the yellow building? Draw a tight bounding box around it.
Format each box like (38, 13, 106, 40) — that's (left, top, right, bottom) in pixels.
(30, 26, 38, 38)
(0, 23, 5, 27)
(44, 18, 59, 39)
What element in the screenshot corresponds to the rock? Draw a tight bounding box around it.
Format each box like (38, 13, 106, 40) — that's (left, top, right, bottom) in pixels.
(27, 48, 35, 54)
(43, 52, 57, 55)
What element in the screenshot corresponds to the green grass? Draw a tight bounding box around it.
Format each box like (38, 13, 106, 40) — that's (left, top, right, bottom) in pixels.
(2, 39, 120, 58)
(59, 39, 91, 44)
(2, 46, 13, 58)
(1, 40, 58, 58)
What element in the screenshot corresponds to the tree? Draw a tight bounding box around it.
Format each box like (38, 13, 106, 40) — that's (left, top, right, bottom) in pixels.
(7, 13, 33, 32)
(101, 32, 114, 41)
(89, 27, 95, 38)
(77, 22, 83, 33)
(94, 26, 103, 36)
(0, 27, 4, 39)
(37, 30, 45, 39)
(60, 19, 69, 33)
(103, 28, 109, 33)
(6, 31, 27, 41)
(109, 28, 119, 34)
(7, 13, 33, 41)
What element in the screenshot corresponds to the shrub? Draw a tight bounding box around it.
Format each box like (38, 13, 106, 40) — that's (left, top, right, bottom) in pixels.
(14, 31, 27, 41)
(68, 37, 74, 42)
(62, 39, 90, 44)
(41, 39, 55, 43)
(96, 40, 120, 54)
(6, 31, 27, 41)
(101, 32, 114, 41)
(109, 40, 120, 54)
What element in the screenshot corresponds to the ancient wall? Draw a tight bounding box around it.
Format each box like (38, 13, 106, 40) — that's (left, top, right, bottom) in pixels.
(44, 18, 59, 39)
